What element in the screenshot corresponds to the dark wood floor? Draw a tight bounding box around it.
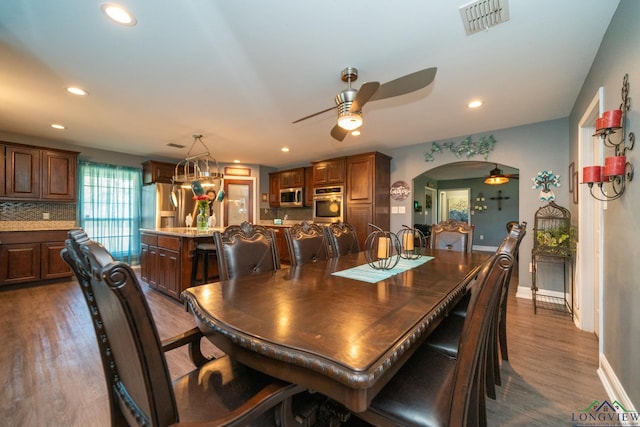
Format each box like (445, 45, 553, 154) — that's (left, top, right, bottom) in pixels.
(0, 268, 605, 426)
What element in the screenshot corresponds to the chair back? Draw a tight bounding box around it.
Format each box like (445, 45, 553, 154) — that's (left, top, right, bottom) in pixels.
(283, 221, 329, 266)
(430, 220, 474, 252)
(214, 221, 280, 280)
(323, 221, 360, 257)
(449, 249, 514, 425)
(61, 229, 178, 426)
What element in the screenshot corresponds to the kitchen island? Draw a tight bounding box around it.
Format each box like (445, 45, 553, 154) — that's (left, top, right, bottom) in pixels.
(140, 227, 222, 300)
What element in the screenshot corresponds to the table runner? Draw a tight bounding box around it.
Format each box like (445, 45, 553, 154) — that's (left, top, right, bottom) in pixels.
(331, 256, 434, 283)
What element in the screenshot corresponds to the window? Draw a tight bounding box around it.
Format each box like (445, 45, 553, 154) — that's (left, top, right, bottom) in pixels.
(78, 161, 142, 264)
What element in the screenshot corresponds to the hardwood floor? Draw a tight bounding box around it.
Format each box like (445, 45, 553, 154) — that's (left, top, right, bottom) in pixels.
(0, 268, 605, 426)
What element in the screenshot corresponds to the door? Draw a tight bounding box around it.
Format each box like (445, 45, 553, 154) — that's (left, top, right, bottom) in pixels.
(223, 178, 255, 226)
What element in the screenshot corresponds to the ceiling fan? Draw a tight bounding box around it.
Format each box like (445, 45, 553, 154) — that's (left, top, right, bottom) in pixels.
(484, 164, 519, 185)
(292, 66, 437, 141)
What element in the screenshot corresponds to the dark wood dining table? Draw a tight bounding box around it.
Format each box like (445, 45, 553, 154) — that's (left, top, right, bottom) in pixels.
(181, 249, 490, 413)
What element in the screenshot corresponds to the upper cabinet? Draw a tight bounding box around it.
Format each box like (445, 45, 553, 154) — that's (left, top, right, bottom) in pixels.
(1, 142, 78, 201)
(142, 160, 176, 185)
(280, 167, 304, 188)
(269, 172, 280, 207)
(312, 157, 346, 186)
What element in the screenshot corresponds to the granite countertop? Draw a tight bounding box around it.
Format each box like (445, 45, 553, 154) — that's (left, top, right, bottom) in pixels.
(0, 221, 79, 232)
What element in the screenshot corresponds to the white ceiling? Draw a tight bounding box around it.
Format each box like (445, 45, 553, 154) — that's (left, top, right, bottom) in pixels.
(0, 1, 619, 169)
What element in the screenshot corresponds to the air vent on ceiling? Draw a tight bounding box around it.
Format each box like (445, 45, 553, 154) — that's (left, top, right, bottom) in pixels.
(459, 0, 510, 36)
(166, 142, 186, 149)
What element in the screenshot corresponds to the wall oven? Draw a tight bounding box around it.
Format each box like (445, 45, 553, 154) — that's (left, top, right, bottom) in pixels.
(313, 186, 343, 223)
(280, 187, 303, 207)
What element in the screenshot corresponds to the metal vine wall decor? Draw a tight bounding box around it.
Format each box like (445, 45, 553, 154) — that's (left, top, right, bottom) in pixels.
(424, 134, 496, 162)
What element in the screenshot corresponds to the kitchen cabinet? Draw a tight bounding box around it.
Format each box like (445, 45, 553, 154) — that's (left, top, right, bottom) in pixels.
(304, 167, 313, 207)
(41, 149, 77, 200)
(142, 160, 176, 185)
(280, 167, 304, 188)
(345, 152, 391, 248)
(264, 226, 290, 263)
(269, 172, 280, 207)
(0, 230, 73, 286)
(312, 157, 346, 186)
(140, 230, 216, 301)
(1, 142, 78, 201)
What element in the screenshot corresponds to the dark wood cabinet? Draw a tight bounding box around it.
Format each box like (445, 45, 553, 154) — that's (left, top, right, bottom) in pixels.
(1, 142, 78, 201)
(312, 157, 346, 186)
(4, 145, 40, 199)
(41, 149, 77, 200)
(280, 168, 304, 188)
(142, 160, 176, 185)
(264, 226, 290, 263)
(0, 230, 73, 286)
(345, 152, 391, 248)
(158, 247, 180, 299)
(304, 167, 313, 207)
(269, 172, 280, 207)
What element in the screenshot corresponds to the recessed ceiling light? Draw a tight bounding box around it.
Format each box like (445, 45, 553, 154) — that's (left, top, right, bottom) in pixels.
(101, 3, 137, 26)
(351, 130, 361, 136)
(233, 160, 240, 163)
(66, 87, 88, 96)
(467, 100, 483, 109)
(51, 124, 66, 130)
(281, 147, 290, 152)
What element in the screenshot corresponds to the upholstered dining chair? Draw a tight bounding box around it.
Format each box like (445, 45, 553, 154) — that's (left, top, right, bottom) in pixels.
(324, 221, 360, 258)
(283, 221, 329, 266)
(424, 222, 526, 398)
(430, 219, 475, 252)
(214, 221, 280, 281)
(353, 250, 514, 427)
(61, 229, 302, 427)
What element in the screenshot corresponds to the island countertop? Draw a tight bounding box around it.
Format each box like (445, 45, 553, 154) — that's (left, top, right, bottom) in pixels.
(139, 227, 224, 237)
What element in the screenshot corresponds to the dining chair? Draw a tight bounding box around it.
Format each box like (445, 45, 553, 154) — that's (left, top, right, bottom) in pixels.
(424, 222, 526, 398)
(214, 221, 280, 280)
(323, 221, 360, 258)
(353, 250, 514, 427)
(283, 221, 329, 266)
(430, 219, 475, 252)
(61, 229, 303, 427)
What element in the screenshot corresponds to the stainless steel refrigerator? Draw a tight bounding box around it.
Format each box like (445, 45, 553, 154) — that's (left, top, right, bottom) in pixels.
(141, 183, 178, 229)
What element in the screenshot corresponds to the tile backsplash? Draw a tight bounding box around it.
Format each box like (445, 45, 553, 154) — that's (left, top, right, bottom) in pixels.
(0, 201, 76, 222)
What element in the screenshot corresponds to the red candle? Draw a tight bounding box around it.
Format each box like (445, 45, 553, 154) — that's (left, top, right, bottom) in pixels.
(582, 166, 603, 183)
(603, 156, 626, 177)
(602, 109, 622, 128)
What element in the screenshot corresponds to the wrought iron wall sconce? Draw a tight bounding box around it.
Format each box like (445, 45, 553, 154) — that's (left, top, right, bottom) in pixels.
(474, 193, 487, 212)
(582, 74, 634, 201)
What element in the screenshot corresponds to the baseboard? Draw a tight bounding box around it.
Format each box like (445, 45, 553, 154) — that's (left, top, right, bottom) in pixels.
(598, 353, 637, 412)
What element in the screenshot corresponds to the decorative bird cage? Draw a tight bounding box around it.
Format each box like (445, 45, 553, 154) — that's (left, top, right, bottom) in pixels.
(397, 225, 426, 260)
(532, 202, 574, 258)
(364, 224, 401, 270)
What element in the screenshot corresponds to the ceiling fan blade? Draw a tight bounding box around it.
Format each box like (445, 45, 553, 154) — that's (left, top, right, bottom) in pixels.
(370, 67, 437, 102)
(292, 105, 337, 124)
(330, 124, 349, 141)
(349, 81, 380, 112)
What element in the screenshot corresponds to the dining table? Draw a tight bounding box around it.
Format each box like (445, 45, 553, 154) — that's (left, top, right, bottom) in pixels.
(180, 248, 491, 414)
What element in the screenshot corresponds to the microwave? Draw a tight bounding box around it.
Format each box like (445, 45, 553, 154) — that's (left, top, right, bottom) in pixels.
(280, 187, 303, 207)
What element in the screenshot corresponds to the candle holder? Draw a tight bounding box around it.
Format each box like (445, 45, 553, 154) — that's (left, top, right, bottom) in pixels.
(398, 225, 425, 260)
(583, 74, 634, 201)
(364, 224, 400, 270)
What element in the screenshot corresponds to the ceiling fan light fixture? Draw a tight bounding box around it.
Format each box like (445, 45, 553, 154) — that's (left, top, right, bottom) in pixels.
(485, 165, 509, 185)
(337, 112, 362, 131)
